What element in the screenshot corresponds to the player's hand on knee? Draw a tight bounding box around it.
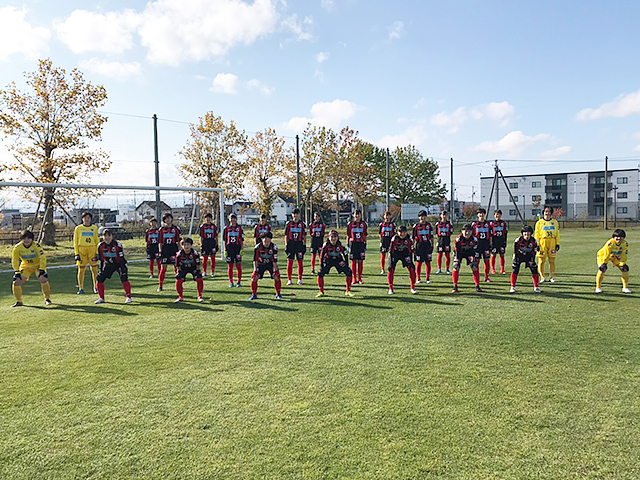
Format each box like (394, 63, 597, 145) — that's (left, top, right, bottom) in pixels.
(12, 272, 22, 283)
(74, 254, 81, 262)
(598, 263, 608, 272)
(38, 269, 48, 280)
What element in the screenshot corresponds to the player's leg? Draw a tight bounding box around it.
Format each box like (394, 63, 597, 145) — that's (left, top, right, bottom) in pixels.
(425, 251, 432, 281)
(537, 249, 547, 281)
(89, 255, 99, 293)
(77, 263, 86, 292)
(415, 260, 422, 282)
(471, 260, 481, 287)
(210, 254, 216, 275)
(548, 254, 556, 281)
(407, 261, 417, 290)
(194, 271, 204, 298)
(436, 250, 443, 273)
(273, 270, 282, 295)
(510, 259, 520, 289)
(621, 265, 630, 290)
(296, 254, 304, 282)
(491, 252, 497, 274)
(445, 251, 451, 271)
(36, 270, 52, 302)
(380, 252, 386, 274)
(236, 261, 243, 285)
(529, 260, 540, 288)
(451, 257, 461, 291)
(483, 251, 491, 281)
(118, 266, 132, 300)
(344, 265, 353, 293)
(316, 271, 325, 294)
(387, 265, 395, 292)
(250, 268, 260, 296)
(96, 269, 107, 300)
(202, 255, 209, 275)
(12, 270, 27, 305)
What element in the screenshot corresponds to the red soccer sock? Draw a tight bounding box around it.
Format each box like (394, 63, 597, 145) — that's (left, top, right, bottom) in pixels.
(357, 261, 363, 282)
(511, 273, 517, 287)
(317, 276, 325, 293)
(311, 253, 317, 271)
(472, 269, 480, 286)
(445, 252, 451, 269)
(196, 277, 204, 297)
(499, 255, 505, 272)
(416, 262, 422, 280)
(532, 273, 540, 287)
(425, 262, 431, 279)
(408, 266, 416, 289)
(159, 267, 166, 287)
(202, 255, 209, 275)
(387, 269, 395, 289)
(380, 253, 386, 271)
(274, 272, 282, 294)
(351, 261, 357, 283)
(210, 256, 216, 273)
(149, 260, 155, 275)
(175, 279, 184, 297)
(236, 264, 242, 284)
(437, 253, 443, 270)
(287, 260, 293, 281)
(484, 259, 490, 278)
(452, 270, 460, 287)
(296, 259, 303, 280)
(227, 263, 234, 283)
(491, 256, 496, 271)
(345, 275, 352, 292)
(123, 280, 132, 297)
(251, 274, 259, 295)
(97, 282, 106, 298)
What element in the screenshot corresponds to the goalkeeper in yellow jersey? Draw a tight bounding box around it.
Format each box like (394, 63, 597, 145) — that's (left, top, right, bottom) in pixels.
(534, 205, 560, 283)
(73, 211, 99, 294)
(11, 230, 52, 307)
(596, 229, 631, 294)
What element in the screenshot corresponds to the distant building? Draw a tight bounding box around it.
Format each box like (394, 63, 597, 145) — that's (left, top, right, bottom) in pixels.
(480, 168, 639, 221)
(135, 201, 172, 222)
(272, 195, 295, 225)
(171, 204, 201, 225)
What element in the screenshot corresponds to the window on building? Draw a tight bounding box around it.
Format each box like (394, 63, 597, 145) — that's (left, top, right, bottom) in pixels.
(532, 209, 538, 216)
(513, 196, 518, 202)
(531, 195, 541, 202)
(617, 191, 628, 199)
(509, 182, 518, 189)
(617, 207, 628, 214)
(531, 181, 542, 188)
(617, 177, 628, 184)
(594, 206, 604, 216)
(594, 190, 604, 199)
(509, 209, 517, 216)
(551, 178, 562, 186)
(594, 176, 605, 184)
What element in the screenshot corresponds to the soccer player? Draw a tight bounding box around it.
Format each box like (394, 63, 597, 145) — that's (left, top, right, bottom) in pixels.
(316, 230, 354, 297)
(174, 237, 205, 302)
(223, 213, 244, 287)
(378, 210, 396, 275)
(595, 229, 631, 294)
(473, 208, 492, 282)
(452, 223, 482, 293)
(73, 211, 99, 294)
(435, 210, 453, 274)
(534, 205, 560, 283)
(490, 209, 508, 275)
(249, 231, 283, 300)
(11, 230, 52, 307)
(284, 208, 306, 285)
(254, 214, 272, 245)
(94, 229, 132, 304)
(510, 225, 541, 294)
(157, 213, 181, 291)
(387, 225, 417, 295)
(309, 212, 326, 274)
(347, 209, 368, 285)
(199, 213, 219, 277)
(145, 218, 160, 278)
(412, 210, 433, 284)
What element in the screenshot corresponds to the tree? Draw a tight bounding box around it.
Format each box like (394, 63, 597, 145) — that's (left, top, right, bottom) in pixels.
(0, 59, 109, 245)
(461, 202, 480, 221)
(244, 128, 295, 217)
(299, 123, 332, 222)
(346, 140, 381, 211)
(178, 112, 247, 220)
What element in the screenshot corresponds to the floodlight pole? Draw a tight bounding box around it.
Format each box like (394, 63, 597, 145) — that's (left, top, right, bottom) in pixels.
(153, 114, 161, 222)
(604, 156, 608, 230)
(386, 148, 391, 211)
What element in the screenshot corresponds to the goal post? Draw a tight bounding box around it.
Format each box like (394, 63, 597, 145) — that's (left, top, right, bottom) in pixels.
(0, 181, 226, 257)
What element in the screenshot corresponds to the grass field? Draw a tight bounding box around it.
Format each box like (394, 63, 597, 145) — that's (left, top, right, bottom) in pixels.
(1, 228, 639, 479)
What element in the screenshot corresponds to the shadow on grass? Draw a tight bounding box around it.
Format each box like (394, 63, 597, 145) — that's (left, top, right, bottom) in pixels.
(47, 304, 139, 315)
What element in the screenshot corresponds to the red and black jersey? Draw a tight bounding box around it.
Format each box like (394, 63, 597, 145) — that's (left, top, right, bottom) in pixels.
(254, 242, 278, 264)
(472, 221, 491, 242)
(254, 223, 272, 241)
(412, 222, 433, 244)
(513, 236, 538, 257)
(285, 221, 306, 242)
(347, 221, 368, 243)
(199, 223, 218, 242)
(145, 228, 159, 246)
(223, 225, 244, 246)
(320, 240, 348, 263)
(490, 220, 508, 239)
(97, 240, 126, 267)
(159, 225, 181, 246)
(436, 221, 454, 238)
(379, 221, 396, 238)
(390, 235, 413, 255)
(454, 234, 479, 258)
(309, 222, 326, 239)
(175, 249, 201, 271)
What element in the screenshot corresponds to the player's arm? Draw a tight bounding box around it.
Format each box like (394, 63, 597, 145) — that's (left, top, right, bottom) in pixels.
(533, 221, 542, 242)
(34, 243, 47, 270)
(73, 226, 80, 255)
(273, 245, 279, 272)
(239, 227, 244, 249)
(11, 245, 21, 273)
(554, 220, 560, 248)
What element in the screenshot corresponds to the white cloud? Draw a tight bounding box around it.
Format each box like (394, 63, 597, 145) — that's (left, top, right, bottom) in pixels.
(377, 125, 428, 149)
(247, 78, 274, 95)
(140, 0, 278, 66)
(388, 20, 405, 40)
(281, 14, 313, 41)
(0, 7, 50, 61)
(55, 9, 139, 54)
(316, 51, 329, 63)
(472, 101, 515, 126)
(577, 90, 640, 121)
(474, 131, 550, 157)
(79, 58, 143, 80)
(540, 146, 572, 158)
(321, 0, 335, 12)
(431, 107, 468, 133)
(285, 99, 358, 131)
(211, 73, 238, 94)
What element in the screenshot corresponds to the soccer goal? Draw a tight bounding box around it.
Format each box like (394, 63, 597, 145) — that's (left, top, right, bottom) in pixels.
(0, 181, 226, 256)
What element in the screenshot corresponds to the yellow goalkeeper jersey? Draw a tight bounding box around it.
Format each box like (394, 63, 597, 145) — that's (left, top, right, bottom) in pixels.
(597, 238, 628, 265)
(534, 218, 560, 245)
(12, 240, 47, 271)
(73, 224, 99, 254)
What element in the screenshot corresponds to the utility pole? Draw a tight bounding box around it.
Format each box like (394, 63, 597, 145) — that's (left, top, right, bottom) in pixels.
(604, 156, 608, 230)
(386, 148, 391, 211)
(153, 114, 161, 222)
(450, 158, 454, 219)
(296, 134, 301, 213)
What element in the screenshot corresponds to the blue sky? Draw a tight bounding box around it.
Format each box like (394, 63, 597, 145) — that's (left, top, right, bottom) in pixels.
(1, 0, 640, 203)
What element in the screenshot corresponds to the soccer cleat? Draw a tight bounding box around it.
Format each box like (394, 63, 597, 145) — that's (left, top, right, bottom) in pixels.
(236, 282, 242, 287)
(475, 286, 483, 293)
(509, 286, 517, 293)
(45, 299, 53, 306)
(315, 292, 325, 298)
(501, 270, 506, 275)
(345, 291, 355, 297)
(452, 286, 459, 293)
(228, 283, 235, 288)
(491, 269, 497, 275)
(595, 287, 603, 293)
(311, 270, 316, 275)
(94, 298, 106, 304)
(416, 279, 422, 284)
(380, 270, 386, 275)
(446, 269, 451, 275)
(388, 289, 395, 295)
(275, 294, 283, 300)
(533, 287, 541, 294)
(93, 288, 98, 294)
(148, 274, 154, 279)
(11, 301, 24, 307)
(174, 297, 184, 303)
(549, 278, 556, 283)
(425, 279, 431, 284)
(539, 276, 545, 283)
(211, 272, 216, 277)
(358, 279, 364, 285)
(157, 287, 163, 292)
(197, 297, 205, 302)
(622, 288, 632, 294)
(286, 280, 293, 286)
(435, 269, 442, 275)
(484, 277, 491, 283)
(297, 279, 303, 285)
(248, 294, 258, 301)
(410, 288, 418, 294)
(77, 289, 84, 295)
(125, 297, 132, 304)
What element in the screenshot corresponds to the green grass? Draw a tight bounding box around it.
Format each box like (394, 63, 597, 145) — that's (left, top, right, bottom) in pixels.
(1, 229, 640, 479)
